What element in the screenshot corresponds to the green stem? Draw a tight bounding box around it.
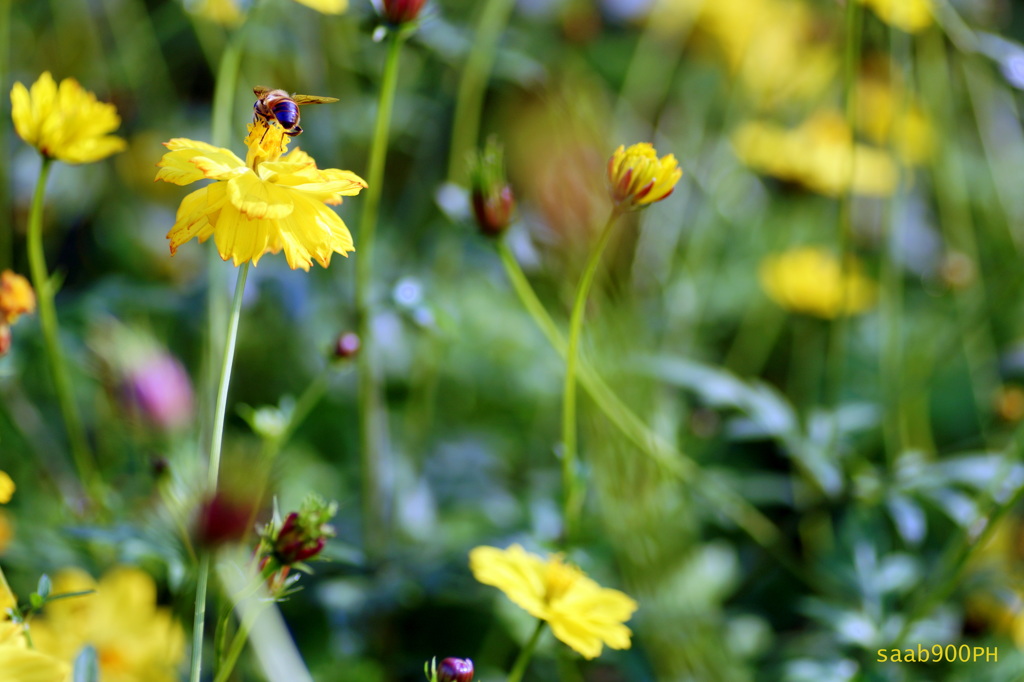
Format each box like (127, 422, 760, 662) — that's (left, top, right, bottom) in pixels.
(447, 0, 517, 183)
(191, 261, 249, 682)
(213, 612, 255, 682)
(25, 157, 101, 502)
(561, 211, 620, 541)
(506, 620, 545, 682)
(356, 28, 407, 560)
(826, 0, 862, 411)
(208, 262, 249, 490)
(190, 554, 212, 682)
(263, 370, 332, 459)
(496, 241, 811, 583)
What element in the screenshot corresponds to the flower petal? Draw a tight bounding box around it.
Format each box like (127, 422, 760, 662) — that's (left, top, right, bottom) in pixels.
(227, 172, 295, 219)
(469, 545, 550, 621)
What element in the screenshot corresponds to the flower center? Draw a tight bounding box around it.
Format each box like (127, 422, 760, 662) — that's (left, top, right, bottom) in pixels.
(544, 555, 582, 603)
(244, 121, 290, 170)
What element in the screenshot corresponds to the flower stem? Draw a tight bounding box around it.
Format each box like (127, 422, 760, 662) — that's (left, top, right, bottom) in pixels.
(356, 28, 407, 560)
(496, 241, 812, 584)
(213, 609, 256, 682)
(25, 157, 101, 503)
(446, 0, 517, 183)
(561, 210, 620, 541)
(506, 620, 545, 682)
(190, 261, 249, 682)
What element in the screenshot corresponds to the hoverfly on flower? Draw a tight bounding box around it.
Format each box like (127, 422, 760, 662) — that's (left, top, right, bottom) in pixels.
(252, 86, 338, 138)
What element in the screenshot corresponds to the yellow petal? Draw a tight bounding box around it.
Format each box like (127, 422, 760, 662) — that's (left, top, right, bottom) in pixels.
(0, 471, 14, 504)
(0, 647, 70, 682)
(469, 545, 550, 621)
(167, 185, 226, 254)
(227, 173, 295, 219)
(290, 0, 348, 13)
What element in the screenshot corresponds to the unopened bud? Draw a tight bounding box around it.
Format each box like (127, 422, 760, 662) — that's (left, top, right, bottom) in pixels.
(382, 0, 427, 24)
(437, 658, 474, 682)
(469, 137, 515, 237)
(262, 495, 337, 567)
(334, 332, 360, 359)
(196, 492, 257, 548)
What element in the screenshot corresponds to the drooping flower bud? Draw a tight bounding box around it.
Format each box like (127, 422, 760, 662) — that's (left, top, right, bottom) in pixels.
(469, 138, 515, 237)
(381, 0, 427, 24)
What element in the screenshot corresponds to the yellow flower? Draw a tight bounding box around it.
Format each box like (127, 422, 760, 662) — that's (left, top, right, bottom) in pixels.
(0, 272, 35, 326)
(858, 0, 932, 33)
(31, 567, 185, 682)
(0, 472, 13, 504)
(291, 0, 348, 12)
(10, 72, 126, 164)
(759, 247, 877, 319)
(607, 143, 681, 211)
(732, 111, 898, 196)
(156, 122, 366, 271)
(856, 75, 934, 165)
(0, 568, 71, 682)
(469, 544, 638, 660)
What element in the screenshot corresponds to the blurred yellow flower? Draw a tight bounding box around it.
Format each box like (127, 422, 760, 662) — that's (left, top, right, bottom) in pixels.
(0, 472, 13, 504)
(732, 111, 898, 196)
(292, 0, 347, 12)
(156, 122, 366, 271)
(697, 0, 838, 108)
(858, 0, 932, 33)
(31, 567, 184, 682)
(10, 72, 126, 164)
(0, 568, 71, 682)
(469, 544, 638, 660)
(759, 247, 877, 319)
(0, 272, 36, 326)
(607, 143, 681, 211)
(856, 75, 934, 165)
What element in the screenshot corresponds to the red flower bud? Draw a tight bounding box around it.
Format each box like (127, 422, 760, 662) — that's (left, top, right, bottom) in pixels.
(471, 185, 515, 237)
(437, 658, 474, 682)
(196, 492, 256, 548)
(382, 0, 426, 24)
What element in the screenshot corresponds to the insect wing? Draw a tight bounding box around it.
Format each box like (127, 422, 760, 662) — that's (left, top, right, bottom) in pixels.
(291, 94, 339, 106)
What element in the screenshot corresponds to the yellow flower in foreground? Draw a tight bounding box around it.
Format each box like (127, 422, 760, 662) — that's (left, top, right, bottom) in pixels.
(759, 247, 877, 319)
(858, 0, 932, 33)
(732, 111, 898, 196)
(0, 272, 36, 326)
(0, 568, 71, 682)
(156, 122, 366, 271)
(191, 0, 346, 23)
(607, 143, 681, 211)
(0, 472, 13, 504)
(31, 567, 185, 682)
(11, 72, 126, 164)
(469, 544, 638, 660)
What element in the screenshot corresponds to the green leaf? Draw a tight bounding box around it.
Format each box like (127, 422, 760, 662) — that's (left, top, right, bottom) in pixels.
(73, 645, 99, 682)
(29, 593, 43, 610)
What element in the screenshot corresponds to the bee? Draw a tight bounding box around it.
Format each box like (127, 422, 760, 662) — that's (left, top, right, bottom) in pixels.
(252, 86, 339, 137)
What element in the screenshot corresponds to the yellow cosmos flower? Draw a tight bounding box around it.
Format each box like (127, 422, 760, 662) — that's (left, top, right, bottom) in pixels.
(0, 472, 13, 504)
(469, 544, 638, 660)
(759, 247, 877, 319)
(0, 568, 71, 682)
(858, 0, 932, 33)
(11, 72, 125, 164)
(732, 111, 898, 196)
(190, 0, 346, 23)
(31, 567, 185, 682)
(292, 0, 347, 12)
(607, 143, 681, 212)
(0, 272, 36, 326)
(156, 122, 366, 271)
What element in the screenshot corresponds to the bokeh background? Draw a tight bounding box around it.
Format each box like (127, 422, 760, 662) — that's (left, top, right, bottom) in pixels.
(7, 0, 1024, 680)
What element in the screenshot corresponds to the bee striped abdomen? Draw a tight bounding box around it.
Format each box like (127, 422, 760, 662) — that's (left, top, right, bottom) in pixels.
(271, 100, 300, 129)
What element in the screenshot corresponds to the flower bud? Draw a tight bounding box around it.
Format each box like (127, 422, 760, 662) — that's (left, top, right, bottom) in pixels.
(381, 0, 427, 24)
(196, 492, 257, 548)
(261, 495, 337, 567)
(334, 332, 360, 359)
(437, 658, 474, 682)
(469, 138, 515, 237)
(607, 143, 681, 211)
